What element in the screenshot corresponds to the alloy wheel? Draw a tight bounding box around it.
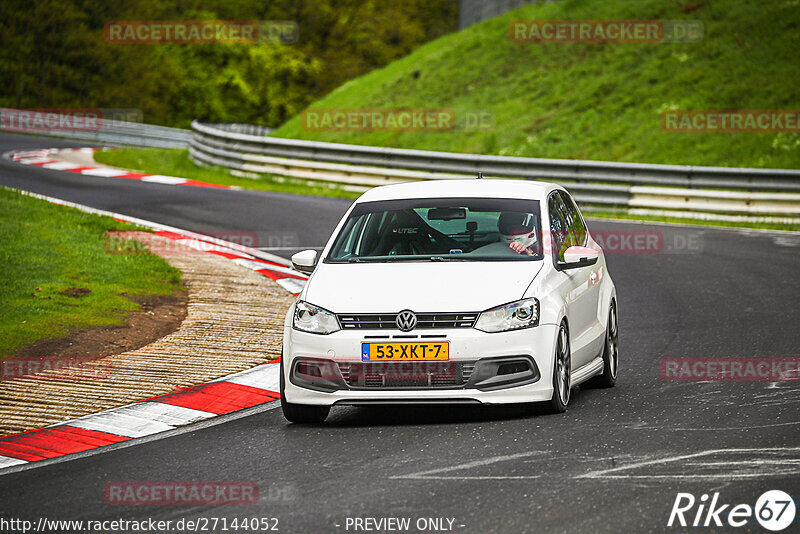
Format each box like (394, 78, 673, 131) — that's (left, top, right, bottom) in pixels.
(607, 303, 618, 379)
(556, 324, 571, 406)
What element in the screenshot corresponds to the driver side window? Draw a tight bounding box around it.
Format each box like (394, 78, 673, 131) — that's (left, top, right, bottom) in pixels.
(548, 193, 574, 262)
(559, 191, 587, 246)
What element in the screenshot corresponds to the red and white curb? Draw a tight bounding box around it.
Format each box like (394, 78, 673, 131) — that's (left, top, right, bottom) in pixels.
(0, 361, 281, 469)
(149, 230, 308, 295)
(0, 150, 311, 471)
(11, 148, 236, 190)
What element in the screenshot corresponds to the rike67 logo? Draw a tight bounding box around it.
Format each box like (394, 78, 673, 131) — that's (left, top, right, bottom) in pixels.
(669, 490, 796, 531)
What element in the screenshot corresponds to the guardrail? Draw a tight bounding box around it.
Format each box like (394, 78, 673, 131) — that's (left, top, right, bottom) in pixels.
(0, 108, 191, 148)
(190, 121, 800, 220)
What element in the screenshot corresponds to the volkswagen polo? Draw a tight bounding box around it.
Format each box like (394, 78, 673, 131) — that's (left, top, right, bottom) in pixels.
(281, 179, 618, 423)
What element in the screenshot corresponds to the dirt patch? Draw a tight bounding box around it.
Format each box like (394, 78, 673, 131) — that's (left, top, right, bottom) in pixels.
(12, 291, 187, 360)
(59, 287, 92, 298)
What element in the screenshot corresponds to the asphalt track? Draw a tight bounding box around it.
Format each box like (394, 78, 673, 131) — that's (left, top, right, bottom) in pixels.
(1, 132, 799, 533)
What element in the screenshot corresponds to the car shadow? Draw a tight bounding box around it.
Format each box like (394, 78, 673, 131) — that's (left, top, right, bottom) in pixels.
(309, 388, 592, 427)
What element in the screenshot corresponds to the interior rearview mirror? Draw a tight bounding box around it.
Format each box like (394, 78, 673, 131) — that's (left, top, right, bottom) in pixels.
(428, 207, 466, 220)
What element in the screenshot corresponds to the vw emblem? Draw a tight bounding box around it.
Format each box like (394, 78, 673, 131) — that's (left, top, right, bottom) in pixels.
(395, 310, 417, 332)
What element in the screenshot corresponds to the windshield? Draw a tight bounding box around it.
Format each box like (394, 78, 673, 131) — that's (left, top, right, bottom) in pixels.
(326, 197, 543, 263)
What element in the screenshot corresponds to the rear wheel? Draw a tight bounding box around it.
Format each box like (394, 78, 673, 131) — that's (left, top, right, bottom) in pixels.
(543, 321, 570, 414)
(280, 358, 330, 424)
(585, 301, 618, 389)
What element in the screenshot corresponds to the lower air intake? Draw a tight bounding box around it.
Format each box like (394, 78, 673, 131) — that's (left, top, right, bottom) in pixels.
(337, 361, 476, 389)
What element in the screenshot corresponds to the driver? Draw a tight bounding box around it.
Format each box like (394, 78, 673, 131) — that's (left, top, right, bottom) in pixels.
(498, 212, 538, 255)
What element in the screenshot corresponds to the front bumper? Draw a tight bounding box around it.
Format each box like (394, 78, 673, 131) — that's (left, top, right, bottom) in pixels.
(282, 323, 558, 406)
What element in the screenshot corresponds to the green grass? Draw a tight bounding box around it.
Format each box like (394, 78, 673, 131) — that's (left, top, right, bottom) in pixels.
(273, 0, 800, 169)
(94, 148, 361, 199)
(0, 188, 184, 358)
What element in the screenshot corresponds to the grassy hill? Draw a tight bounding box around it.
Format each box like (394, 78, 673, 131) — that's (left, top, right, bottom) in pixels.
(273, 0, 800, 169)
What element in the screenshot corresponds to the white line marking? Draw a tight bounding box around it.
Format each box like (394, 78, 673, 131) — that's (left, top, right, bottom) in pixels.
(0, 455, 28, 468)
(685, 459, 800, 465)
(577, 447, 800, 480)
(583, 473, 800, 480)
(634, 420, 800, 431)
(394, 475, 541, 480)
(391, 452, 543, 480)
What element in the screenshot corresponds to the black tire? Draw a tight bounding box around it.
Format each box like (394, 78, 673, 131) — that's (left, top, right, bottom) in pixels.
(280, 358, 330, 424)
(543, 321, 571, 414)
(585, 300, 618, 389)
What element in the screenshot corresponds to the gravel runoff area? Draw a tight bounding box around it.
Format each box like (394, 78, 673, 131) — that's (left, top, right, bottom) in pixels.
(0, 234, 295, 436)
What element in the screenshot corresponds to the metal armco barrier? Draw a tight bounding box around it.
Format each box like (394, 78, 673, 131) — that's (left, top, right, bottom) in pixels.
(190, 121, 800, 220)
(0, 108, 191, 148)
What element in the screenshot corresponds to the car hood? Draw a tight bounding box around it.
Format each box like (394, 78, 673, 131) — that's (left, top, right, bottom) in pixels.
(303, 261, 543, 313)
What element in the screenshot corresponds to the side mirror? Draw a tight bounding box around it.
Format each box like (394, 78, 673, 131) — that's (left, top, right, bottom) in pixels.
(557, 246, 599, 271)
(291, 249, 318, 275)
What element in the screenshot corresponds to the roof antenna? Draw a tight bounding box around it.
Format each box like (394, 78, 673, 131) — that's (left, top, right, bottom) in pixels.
(476, 171, 483, 179)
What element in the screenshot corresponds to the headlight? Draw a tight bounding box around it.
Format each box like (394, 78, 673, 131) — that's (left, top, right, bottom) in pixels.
(293, 301, 340, 334)
(474, 298, 539, 333)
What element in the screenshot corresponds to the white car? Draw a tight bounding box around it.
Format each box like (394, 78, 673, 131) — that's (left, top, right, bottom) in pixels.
(281, 178, 618, 423)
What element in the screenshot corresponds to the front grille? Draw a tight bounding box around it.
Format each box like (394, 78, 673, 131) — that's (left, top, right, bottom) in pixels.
(338, 361, 476, 389)
(338, 313, 478, 330)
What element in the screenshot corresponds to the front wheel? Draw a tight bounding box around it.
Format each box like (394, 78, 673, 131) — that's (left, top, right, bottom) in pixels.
(585, 301, 618, 389)
(543, 321, 571, 414)
(280, 358, 330, 424)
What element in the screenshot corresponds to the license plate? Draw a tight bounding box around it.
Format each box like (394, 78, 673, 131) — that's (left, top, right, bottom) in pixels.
(361, 342, 449, 362)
